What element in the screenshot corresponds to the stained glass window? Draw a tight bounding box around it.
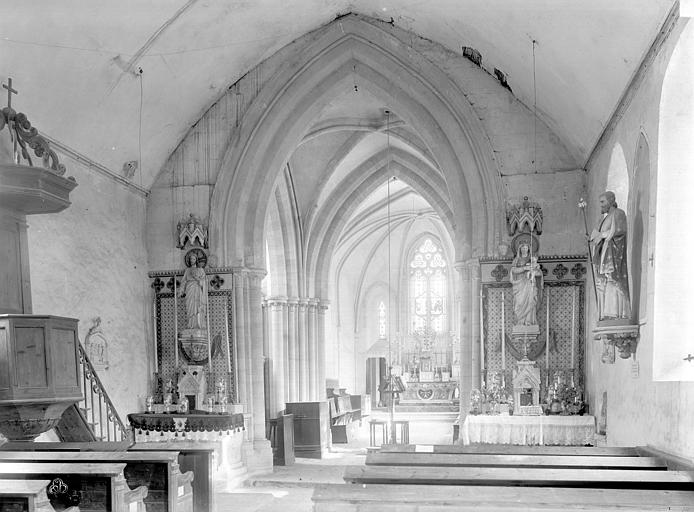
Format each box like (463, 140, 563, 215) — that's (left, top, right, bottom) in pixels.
(378, 301, 386, 338)
(409, 238, 447, 333)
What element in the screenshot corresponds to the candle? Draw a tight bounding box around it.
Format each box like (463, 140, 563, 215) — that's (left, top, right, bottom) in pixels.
(205, 274, 212, 376)
(173, 274, 179, 370)
(501, 291, 506, 382)
(480, 290, 485, 380)
(224, 299, 232, 374)
(545, 288, 550, 370)
(571, 287, 576, 369)
(152, 297, 158, 371)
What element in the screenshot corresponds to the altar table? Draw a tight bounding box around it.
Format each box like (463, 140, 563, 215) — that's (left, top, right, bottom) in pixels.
(461, 415, 596, 446)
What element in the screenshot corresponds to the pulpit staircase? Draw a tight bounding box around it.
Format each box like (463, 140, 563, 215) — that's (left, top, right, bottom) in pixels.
(55, 342, 130, 444)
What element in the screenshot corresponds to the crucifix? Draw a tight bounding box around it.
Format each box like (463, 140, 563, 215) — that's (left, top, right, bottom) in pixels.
(3, 77, 18, 109)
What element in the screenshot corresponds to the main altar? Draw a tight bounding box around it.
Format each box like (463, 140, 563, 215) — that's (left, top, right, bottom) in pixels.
(391, 328, 459, 412)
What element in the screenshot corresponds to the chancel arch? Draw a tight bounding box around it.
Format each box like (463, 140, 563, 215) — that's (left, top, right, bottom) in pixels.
(209, 15, 503, 270)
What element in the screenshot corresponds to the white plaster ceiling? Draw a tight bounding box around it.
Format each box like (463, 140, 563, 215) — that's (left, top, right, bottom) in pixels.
(1, 0, 674, 189)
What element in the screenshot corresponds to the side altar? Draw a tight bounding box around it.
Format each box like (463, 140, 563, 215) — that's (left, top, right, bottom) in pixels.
(477, 198, 588, 413)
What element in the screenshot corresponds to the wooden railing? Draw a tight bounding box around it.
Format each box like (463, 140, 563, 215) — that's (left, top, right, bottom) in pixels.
(77, 343, 130, 442)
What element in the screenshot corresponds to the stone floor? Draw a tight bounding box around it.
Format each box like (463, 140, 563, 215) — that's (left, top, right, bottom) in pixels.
(216, 410, 456, 512)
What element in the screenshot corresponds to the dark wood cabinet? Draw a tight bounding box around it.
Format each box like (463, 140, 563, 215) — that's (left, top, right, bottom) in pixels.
(285, 401, 330, 459)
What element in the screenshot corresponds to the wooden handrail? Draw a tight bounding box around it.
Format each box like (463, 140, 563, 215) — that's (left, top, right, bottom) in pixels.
(77, 341, 130, 442)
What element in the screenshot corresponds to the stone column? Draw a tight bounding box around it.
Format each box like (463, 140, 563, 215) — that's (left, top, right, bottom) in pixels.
(287, 299, 298, 402)
(317, 300, 329, 400)
(470, 261, 481, 390)
(298, 300, 309, 400)
(246, 268, 272, 474)
(266, 297, 286, 417)
(307, 299, 317, 399)
(455, 261, 472, 420)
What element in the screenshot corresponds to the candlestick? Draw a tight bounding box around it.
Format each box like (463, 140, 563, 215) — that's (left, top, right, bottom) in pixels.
(205, 275, 212, 377)
(571, 286, 576, 370)
(480, 290, 485, 383)
(173, 275, 179, 370)
(501, 291, 506, 379)
(152, 297, 158, 371)
(545, 288, 550, 370)
(224, 299, 232, 374)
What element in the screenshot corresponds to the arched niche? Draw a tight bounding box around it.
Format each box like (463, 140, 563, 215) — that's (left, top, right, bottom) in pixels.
(653, 20, 694, 381)
(606, 142, 630, 210)
(628, 133, 651, 325)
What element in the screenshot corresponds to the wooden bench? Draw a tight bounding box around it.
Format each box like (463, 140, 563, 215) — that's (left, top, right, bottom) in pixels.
(0, 441, 133, 452)
(130, 442, 217, 512)
(378, 443, 640, 456)
(343, 465, 694, 490)
(366, 452, 667, 470)
(0, 451, 194, 512)
(0, 479, 56, 512)
(313, 483, 694, 511)
(0, 461, 147, 512)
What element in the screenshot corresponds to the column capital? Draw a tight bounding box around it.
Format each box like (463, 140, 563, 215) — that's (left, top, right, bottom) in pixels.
(264, 296, 289, 308)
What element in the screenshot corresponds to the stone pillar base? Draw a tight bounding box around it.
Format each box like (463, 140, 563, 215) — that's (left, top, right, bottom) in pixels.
(242, 439, 273, 476)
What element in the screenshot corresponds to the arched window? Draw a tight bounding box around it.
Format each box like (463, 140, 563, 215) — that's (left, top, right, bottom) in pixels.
(409, 238, 447, 333)
(378, 301, 387, 339)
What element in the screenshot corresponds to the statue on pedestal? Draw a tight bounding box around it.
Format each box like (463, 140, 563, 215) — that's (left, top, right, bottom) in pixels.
(180, 252, 207, 331)
(510, 239, 543, 327)
(589, 191, 631, 321)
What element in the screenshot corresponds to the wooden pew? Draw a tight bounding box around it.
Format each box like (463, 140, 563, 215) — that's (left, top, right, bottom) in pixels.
(0, 441, 133, 452)
(0, 479, 57, 512)
(0, 451, 194, 512)
(378, 443, 640, 456)
(366, 452, 667, 470)
(130, 442, 217, 512)
(313, 483, 694, 511)
(0, 461, 147, 512)
(343, 465, 694, 490)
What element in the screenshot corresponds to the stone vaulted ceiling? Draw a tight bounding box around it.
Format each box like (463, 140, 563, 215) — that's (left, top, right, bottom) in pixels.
(1, 0, 675, 190)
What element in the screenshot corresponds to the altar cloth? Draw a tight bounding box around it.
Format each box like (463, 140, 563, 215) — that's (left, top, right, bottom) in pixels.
(461, 414, 596, 446)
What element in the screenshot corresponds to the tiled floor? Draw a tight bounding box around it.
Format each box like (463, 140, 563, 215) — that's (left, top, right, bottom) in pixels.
(216, 411, 456, 512)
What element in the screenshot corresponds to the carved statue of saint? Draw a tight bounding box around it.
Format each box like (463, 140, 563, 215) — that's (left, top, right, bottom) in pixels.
(510, 241, 543, 326)
(589, 191, 631, 320)
(179, 252, 208, 331)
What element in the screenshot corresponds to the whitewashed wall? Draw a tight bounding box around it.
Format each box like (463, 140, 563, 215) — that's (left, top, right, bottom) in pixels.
(28, 159, 150, 421)
(585, 18, 694, 459)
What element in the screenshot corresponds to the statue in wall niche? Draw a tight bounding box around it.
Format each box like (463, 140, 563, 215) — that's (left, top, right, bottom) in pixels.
(510, 238, 543, 326)
(179, 251, 208, 331)
(589, 191, 631, 321)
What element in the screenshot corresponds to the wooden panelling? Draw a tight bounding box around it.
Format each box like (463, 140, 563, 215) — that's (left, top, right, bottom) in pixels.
(13, 327, 47, 388)
(53, 328, 79, 388)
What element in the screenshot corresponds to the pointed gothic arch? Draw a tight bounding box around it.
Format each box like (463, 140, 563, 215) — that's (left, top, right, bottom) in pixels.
(209, 15, 502, 271)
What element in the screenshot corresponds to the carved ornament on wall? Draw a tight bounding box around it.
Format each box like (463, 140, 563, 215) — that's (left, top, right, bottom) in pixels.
(594, 323, 639, 361)
(85, 316, 109, 370)
(177, 213, 208, 249)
